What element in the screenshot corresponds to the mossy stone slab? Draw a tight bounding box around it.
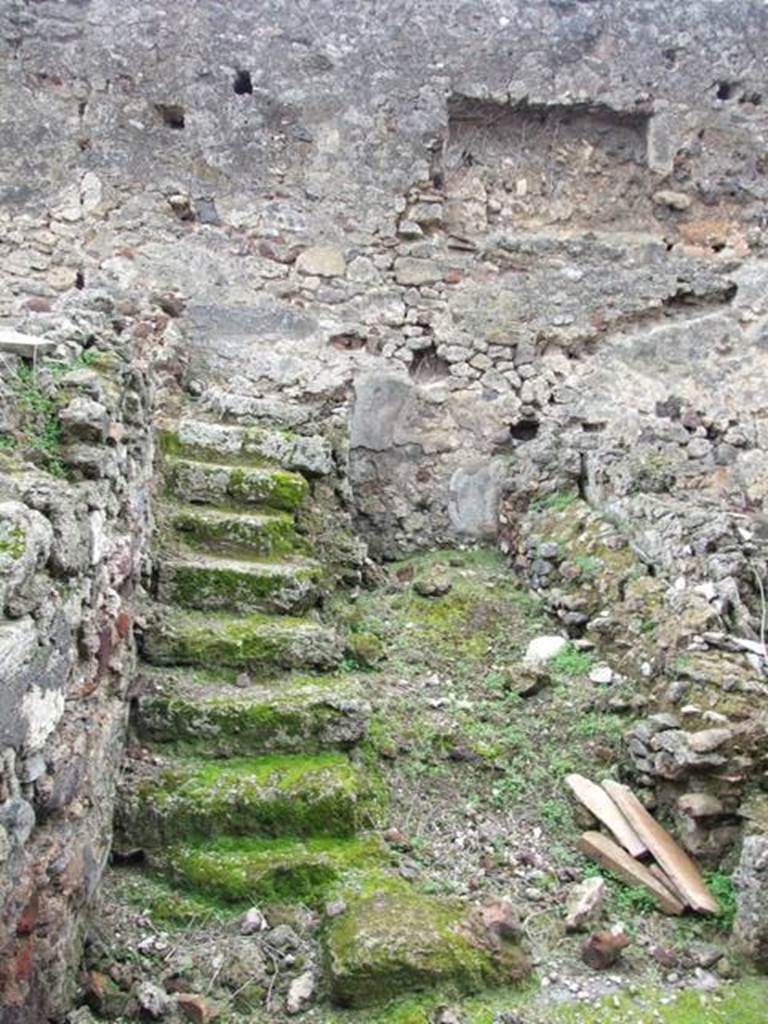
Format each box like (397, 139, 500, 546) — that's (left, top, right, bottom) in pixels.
(141, 606, 343, 672)
(164, 457, 308, 512)
(156, 553, 323, 614)
(324, 887, 530, 1008)
(167, 504, 308, 558)
(133, 671, 371, 756)
(118, 752, 377, 846)
(161, 420, 333, 476)
(164, 835, 388, 907)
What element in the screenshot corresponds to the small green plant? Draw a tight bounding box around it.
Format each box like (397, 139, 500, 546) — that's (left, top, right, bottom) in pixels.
(549, 643, 596, 679)
(575, 713, 625, 743)
(573, 553, 602, 578)
(671, 654, 692, 674)
(12, 364, 65, 476)
(47, 349, 100, 378)
(615, 884, 657, 915)
(705, 871, 737, 932)
(530, 491, 579, 513)
(540, 798, 567, 826)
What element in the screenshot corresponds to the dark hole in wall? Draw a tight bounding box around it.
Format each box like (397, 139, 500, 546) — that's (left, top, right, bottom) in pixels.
(155, 103, 185, 129)
(329, 332, 367, 351)
(663, 281, 737, 307)
(75, 270, 85, 289)
(233, 69, 253, 95)
(409, 345, 449, 382)
(446, 94, 651, 164)
(509, 419, 540, 441)
(716, 81, 736, 101)
(656, 396, 683, 420)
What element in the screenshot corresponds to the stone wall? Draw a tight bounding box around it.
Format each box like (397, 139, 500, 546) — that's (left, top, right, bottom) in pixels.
(1, 1, 767, 556)
(0, 307, 154, 1020)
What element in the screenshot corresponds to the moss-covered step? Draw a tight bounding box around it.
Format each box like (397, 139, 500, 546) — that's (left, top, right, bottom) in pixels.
(164, 457, 308, 512)
(162, 835, 388, 907)
(133, 670, 371, 755)
(117, 752, 379, 847)
(141, 606, 343, 672)
(156, 553, 323, 614)
(160, 419, 333, 477)
(324, 880, 530, 1008)
(167, 504, 309, 558)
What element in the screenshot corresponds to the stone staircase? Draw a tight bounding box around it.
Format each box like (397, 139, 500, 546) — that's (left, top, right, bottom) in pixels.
(114, 411, 529, 1011)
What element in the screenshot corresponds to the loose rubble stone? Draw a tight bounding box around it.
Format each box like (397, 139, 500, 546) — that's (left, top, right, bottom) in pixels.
(286, 971, 315, 1014)
(652, 190, 692, 210)
(734, 835, 768, 969)
(522, 635, 568, 669)
(564, 877, 606, 933)
(414, 566, 452, 597)
(581, 928, 630, 970)
(239, 906, 268, 935)
(176, 993, 211, 1024)
(136, 981, 173, 1019)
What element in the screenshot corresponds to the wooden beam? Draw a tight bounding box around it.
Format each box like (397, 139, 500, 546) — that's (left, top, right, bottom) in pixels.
(601, 780, 718, 914)
(565, 773, 648, 858)
(579, 831, 685, 915)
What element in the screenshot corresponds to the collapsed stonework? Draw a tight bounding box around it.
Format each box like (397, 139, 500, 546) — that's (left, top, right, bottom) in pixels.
(0, 307, 155, 1019)
(1, 0, 768, 1019)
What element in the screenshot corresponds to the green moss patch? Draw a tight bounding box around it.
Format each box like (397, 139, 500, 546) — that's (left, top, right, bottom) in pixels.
(134, 673, 370, 756)
(166, 834, 389, 907)
(141, 605, 343, 672)
(120, 752, 381, 846)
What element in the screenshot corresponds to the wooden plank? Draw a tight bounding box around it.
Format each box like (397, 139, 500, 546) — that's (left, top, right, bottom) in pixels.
(565, 773, 648, 858)
(649, 864, 689, 908)
(601, 779, 718, 914)
(579, 831, 685, 916)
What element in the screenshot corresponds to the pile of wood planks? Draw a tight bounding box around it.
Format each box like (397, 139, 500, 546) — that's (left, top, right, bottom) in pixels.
(565, 773, 718, 916)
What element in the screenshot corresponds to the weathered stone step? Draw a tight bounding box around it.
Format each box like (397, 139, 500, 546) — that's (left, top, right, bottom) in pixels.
(161, 835, 387, 908)
(324, 878, 530, 1008)
(161, 418, 333, 476)
(164, 457, 308, 512)
(117, 752, 377, 846)
(133, 669, 371, 755)
(141, 606, 343, 672)
(156, 552, 324, 614)
(167, 504, 308, 558)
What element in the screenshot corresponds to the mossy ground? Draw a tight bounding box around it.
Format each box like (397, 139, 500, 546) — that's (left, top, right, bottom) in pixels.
(318, 975, 768, 1024)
